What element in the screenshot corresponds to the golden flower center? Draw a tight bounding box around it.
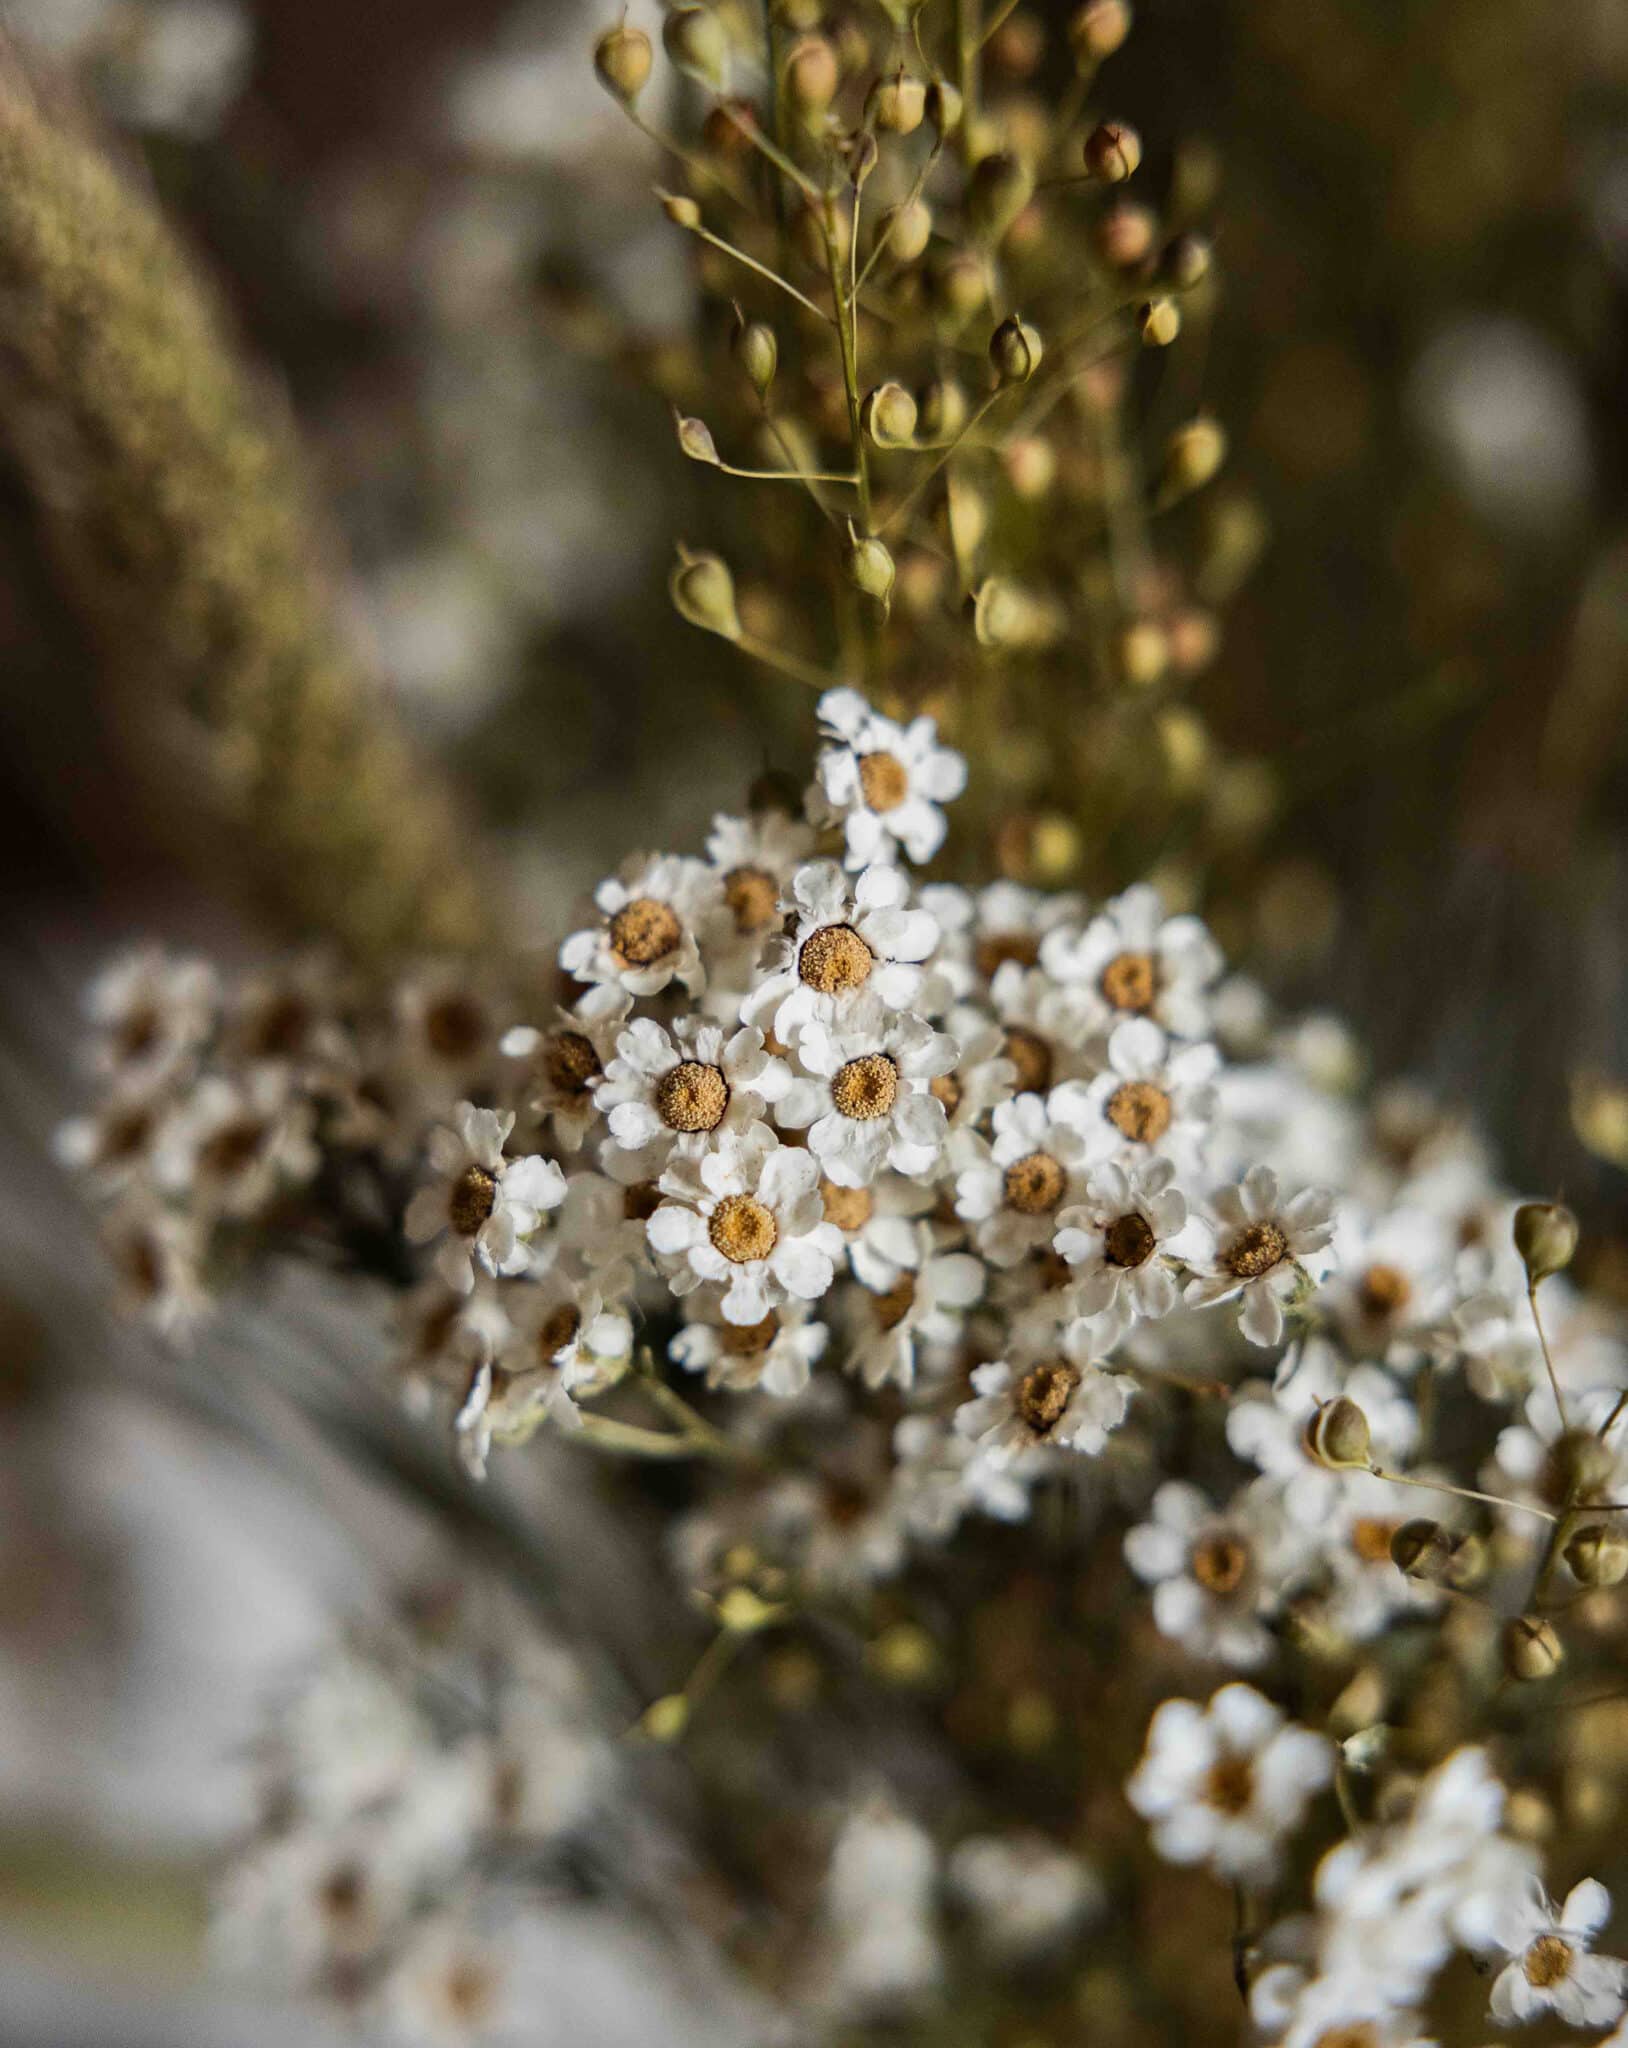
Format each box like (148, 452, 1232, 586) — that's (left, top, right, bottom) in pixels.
(1524, 1935, 1575, 1989)
(720, 1311, 780, 1355)
(1358, 1261, 1412, 1320)
(1224, 1221, 1289, 1281)
(858, 750, 910, 812)
(1190, 1529, 1251, 1595)
(1106, 1080, 1172, 1144)
(1104, 1211, 1156, 1268)
(820, 1178, 874, 1231)
(537, 1304, 581, 1360)
(1099, 949, 1157, 1013)
(1205, 1754, 1255, 1816)
(930, 1071, 963, 1117)
(1003, 1025, 1053, 1096)
(543, 1029, 601, 1095)
(1016, 1360, 1081, 1435)
(723, 864, 780, 934)
(871, 1273, 917, 1330)
(656, 1060, 730, 1132)
(424, 994, 488, 1059)
(831, 1052, 900, 1121)
(441, 1959, 498, 2029)
(709, 1193, 779, 1264)
(449, 1165, 498, 1236)
(798, 922, 874, 994)
(976, 931, 1039, 979)
(116, 1227, 164, 1297)
(609, 896, 682, 967)
(249, 993, 314, 1060)
(1004, 1151, 1068, 1215)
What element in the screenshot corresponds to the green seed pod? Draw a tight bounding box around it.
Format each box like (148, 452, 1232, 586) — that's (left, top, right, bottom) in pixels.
(966, 151, 1034, 243)
(1138, 297, 1181, 347)
(861, 381, 918, 449)
(988, 314, 1042, 385)
(675, 413, 721, 465)
(1514, 1202, 1579, 1287)
(926, 79, 963, 138)
(669, 546, 741, 640)
(867, 68, 926, 134)
(1083, 120, 1141, 182)
(879, 195, 933, 266)
(658, 188, 703, 229)
(594, 23, 654, 102)
(1068, 0, 1132, 67)
(732, 315, 778, 396)
(845, 530, 896, 604)
(1302, 1397, 1372, 1472)
(783, 33, 839, 115)
(1160, 416, 1228, 498)
(1565, 1523, 1628, 1587)
(1389, 1518, 1455, 1584)
(917, 375, 969, 441)
(663, 4, 729, 90)
(1502, 1615, 1564, 1683)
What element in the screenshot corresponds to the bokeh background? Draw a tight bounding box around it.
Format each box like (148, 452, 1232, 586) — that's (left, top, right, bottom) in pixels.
(2, 0, 1627, 2039)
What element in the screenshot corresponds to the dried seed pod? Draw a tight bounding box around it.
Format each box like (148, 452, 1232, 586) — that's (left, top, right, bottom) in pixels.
(926, 79, 963, 138)
(663, 3, 730, 90)
(861, 381, 919, 448)
(1160, 416, 1228, 498)
(1302, 1397, 1372, 1472)
(1095, 200, 1157, 272)
(1565, 1523, 1628, 1587)
(1389, 1518, 1455, 1583)
(675, 413, 721, 465)
(1161, 231, 1213, 290)
(1502, 1615, 1564, 1683)
(1514, 1202, 1579, 1286)
(1084, 121, 1141, 182)
(594, 23, 654, 102)
(935, 250, 988, 317)
(658, 189, 703, 229)
(845, 531, 896, 605)
(989, 314, 1043, 385)
(868, 68, 926, 134)
(1138, 298, 1181, 347)
(670, 547, 741, 640)
(917, 375, 969, 441)
(783, 34, 840, 117)
(966, 151, 1035, 244)
(732, 315, 778, 397)
(1068, 0, 1133, 66)
(878, 195, 933, 266)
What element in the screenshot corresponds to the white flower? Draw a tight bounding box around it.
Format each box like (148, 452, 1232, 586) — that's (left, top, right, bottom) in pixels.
(647, 1121, 841, 1325)
(987, 958, 1098, 1094)
(393, 968, 507, 1100)
(1058, 1015, 1218, 1170)
(1054, 1155, 1190, 1346)
(931, 1010, 1019, 1165)
(1127, 1683, 1332, 1883)
(495, 1269, 631, 1400)
(700, 806, 815, 1000)
(55, 1080, 169, 1197)
(84, 946, 217, 1087)
(946, 1833, 1103, 1963)
(454, 1352, 584, 1480)
(101, 1202, 209, 1340)
(1321, 1201, 1458, 1363)
(810, 686, 966, 868)
(404, 1103, 566, 1293)
(1040, 882, 1222, 1039)
(822, 1796, 941, 2016)
(595, 1013, 788, 1165)
(152, 1067, 319, 1218)
(558, 852, 718, 998)
(889, 1414, 1031, 1538)
(500, 986, 629, 1152)
(780, 1000, 956, 1187)
(669, 1289, 829, 1396)
(1124, 1479, 1289, 1671)
(1485, 1878, 1627, 2030)
(841, 1219, 985, 1390)
(745, 860, 938, 1048)
(955, 1087, 1093, 1267)
(920, 879, 1085, 1007)
(1184, 1164, 1337, 1346)
(953, 1322, 1130, 1462)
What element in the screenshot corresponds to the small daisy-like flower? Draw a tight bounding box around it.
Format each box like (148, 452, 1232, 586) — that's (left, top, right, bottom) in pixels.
(153, 1067, 319, 1219)
(930, 1011, 1019, 1166)
(393, 1278, 510, 1411)
(841, 1219, 985, 1391)
(1127, 1683, 1333, 1883)
(404, 1103, 567, 1294)
(559, 852, 718, 998)
(495, 1269, 632, 1402)
(955, 1088, 1093, 1268)
(745, 860, 938, 1048)
(700, 807, 815, 994)
(84, 946, 217, 1087)
(810, 686, 967, 868)
(890, 1414, 1031, 1539)
(224, 955, 347, 1075)
(454, 1353, 583, 1481)
(54, 1080, 170, 1198)
(1124, 1479, 1289, 1671)
(1040, 882, 1222, 1040)
(596, 1014, 788, 1166)
(923, 879, 1087, 998)
(780, 1000, 957, 1187)
(1054, 1155, 1190, 1347)
(102, 1202, 209, 1340)
(500, 987, 629, 1153)
(987, 959, 1097, 1097)
(1226, 1339, 1420, 1526)
(1184, 1164, 1337, 1346)
(953, 1322, 1130, 1462)
(1057, 1016, 1219, 1170)
(1485, 1878, 1627, 2031)
(946, 1833, 1104, 1965)
(647, 1121, 841, 1325)
(670, 1290, 829, 1396)
(1322, 1202, 1457, 1363)
(393, 967, 507, 1099)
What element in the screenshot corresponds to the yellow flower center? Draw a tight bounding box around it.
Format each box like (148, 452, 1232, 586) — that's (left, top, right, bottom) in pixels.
(609, 896, 682, 967)
(1224, 1221, 1288, 1280)
(858, 750, 910, 811)
(655, 1060, 730, 1132)
(709, 1193, 779, 1264)
(1105, 1080, 1172, 1144)
(831, 1052, 900, 1121)
(798, 923, 874, 994)
(449, 1165, 498, 1236)
(1004, 1151, 1067, 1215)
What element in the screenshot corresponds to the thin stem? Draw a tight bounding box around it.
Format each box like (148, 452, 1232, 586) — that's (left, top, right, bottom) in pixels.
(1599, 1389, 1628, 1442)
(719, 99, 823, 200)
(633, 1352, 739, 1460)
(668, 206, 834, 323)
(1366, 1463, 1558, 1526)
(822, 200, 873, 532)
(572, 1411, 731, 1462)
(716, 459, 861, 483)
(761, 403, 842, 525)
(876, 391, 1000, 537)
(953, 0, 981, 166)
(1528, 1280, 1571, 1435)
(632, 111, 750, 208)
(738, 629, 851, 692)
(855, 139, 943, 293)
(977, 0, 1023, 47)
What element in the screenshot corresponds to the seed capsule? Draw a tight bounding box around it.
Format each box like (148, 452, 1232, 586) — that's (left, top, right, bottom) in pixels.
(845, 532, 896, 604)
(1565, 1523, 1628, 1587)
(989, 314, 1043, 384)
(732, 316, 778, 396)
(926, 80, 963, 138)
(1138, 297, 1181, 347)
(868, 68, 926, 134)
(878, 195, 933, 266)
(917, 375, 969, 441)
(966, 151, 1035, 243)
(1084, 121, 1141, 182)
(783, 33, 839, 115)
(1302, 1397, 1372, 1472)
(1160, 417, 1228, 497)
(1161, 231, 1213, 290)
(1068, 0, 1133, 66)
(594, 23, 654, 102)
(1502, 1615, 1564, 1683)
(1513, 1201, 1579, 1286)
(861, 381, 919, 448)
(1389, 1518, 1455, 1583)
(663, 3, 730, 88)
(658, 190, 703, 229)
(669, 547, 741, 640)
(675, 413, 721, 465)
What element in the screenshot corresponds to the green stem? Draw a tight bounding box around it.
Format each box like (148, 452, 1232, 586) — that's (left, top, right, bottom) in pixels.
(877, 391, 1000, 537)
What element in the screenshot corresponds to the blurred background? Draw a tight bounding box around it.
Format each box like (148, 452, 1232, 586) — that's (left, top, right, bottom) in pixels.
(2, 0, 1627, 2038)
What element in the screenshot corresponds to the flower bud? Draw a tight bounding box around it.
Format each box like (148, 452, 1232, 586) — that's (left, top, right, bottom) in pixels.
(669, 547, 741, 640)
(1138, 297, 1181, 347)
(1514, 1201, 1579, 1287)
(1068, 0, 1132, 67)
(868, 68, 926, 134)
(917, 375, 969, 441)
(878, 195, 933, 265)
(1161, 231, 1213, 290)
(926, 79, 963, 138)
(1084, 120, 1141, 182)
(658, 188, 703, 229)
(861, 380, 918, 448)
(966, 151, 1035, 244)
(1389, 1518, 1455, 1583)
(1160, 416, 1227, 498)
(594, 23, 654, 102)
(783, 33, 839, 116)
(675, 412, 721, 465)
(1302, 1397, 1372, 1472)
(639, 1693, 691, 1741)
(989, 314, 1043, 385)
(1502, 1614, 1564, 1683)
(663, 3, 730, 89)
(733, 315, 777, 396)
(845, 530, 896, 604)
(1565, 1523, 1628, 1588)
